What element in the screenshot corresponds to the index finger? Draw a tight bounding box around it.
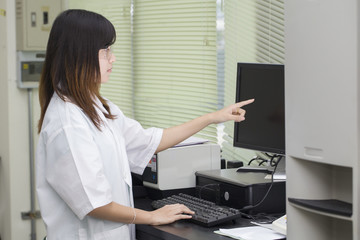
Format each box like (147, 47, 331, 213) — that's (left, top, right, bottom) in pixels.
(235, 98, 255, 108)
(182, 210, 195, 216)
(182, 206, 195, 215)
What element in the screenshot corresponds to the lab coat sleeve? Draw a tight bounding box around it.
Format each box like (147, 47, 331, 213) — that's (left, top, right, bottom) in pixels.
(123, 117, 163, 175)
(44, 125, 112, 220)
(108, 105, 162, 174)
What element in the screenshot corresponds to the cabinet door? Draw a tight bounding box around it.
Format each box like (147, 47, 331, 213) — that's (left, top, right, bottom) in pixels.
(285, 0, 359, 167)
(17, 0, 63, 50)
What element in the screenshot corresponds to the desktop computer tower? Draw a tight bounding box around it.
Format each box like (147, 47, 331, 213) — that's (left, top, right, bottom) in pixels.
(195, 169, 286, 215)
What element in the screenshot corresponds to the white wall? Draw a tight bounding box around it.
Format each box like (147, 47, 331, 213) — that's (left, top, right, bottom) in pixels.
(0, 1, 11, 239)
(0, 0, 45, 239)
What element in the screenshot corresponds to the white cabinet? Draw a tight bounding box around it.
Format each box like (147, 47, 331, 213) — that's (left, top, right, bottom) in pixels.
(285, 0, 359, 239)
(16, 0, 64, 51)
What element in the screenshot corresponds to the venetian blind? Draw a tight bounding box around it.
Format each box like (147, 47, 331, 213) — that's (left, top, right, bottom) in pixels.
(221, 0, 285, 163)
(68, 0, 134, 118)
(132, 0, 218, 141)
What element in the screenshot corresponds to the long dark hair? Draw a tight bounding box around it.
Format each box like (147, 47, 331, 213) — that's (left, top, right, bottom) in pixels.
(38, 9, 116, 133)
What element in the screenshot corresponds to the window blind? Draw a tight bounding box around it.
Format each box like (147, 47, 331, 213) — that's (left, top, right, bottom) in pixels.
(132, 0, 218, 141)
(221, 0, 285, 163)
(68, 0, 134, 118)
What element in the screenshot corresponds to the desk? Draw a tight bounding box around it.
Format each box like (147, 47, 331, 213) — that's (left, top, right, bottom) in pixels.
(135, 198, 255, 240)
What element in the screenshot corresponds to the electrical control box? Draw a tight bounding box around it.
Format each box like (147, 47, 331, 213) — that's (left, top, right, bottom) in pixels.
(16, 0, 64, 51)
(16, 0, 64, 88)
(17, 51, 45, 89)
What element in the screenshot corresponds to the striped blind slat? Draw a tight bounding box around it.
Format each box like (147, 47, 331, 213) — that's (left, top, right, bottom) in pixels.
(133, 0, 218, 141)
(221, 0, 285, 163)
(68, 0, 134, 118)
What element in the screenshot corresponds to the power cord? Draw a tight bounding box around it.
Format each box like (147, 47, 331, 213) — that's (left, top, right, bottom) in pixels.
(244, 212, 280, 224)
(248, 156, 269, 166)
(240, 155, 283, 212)
(248, 153, 282, 167)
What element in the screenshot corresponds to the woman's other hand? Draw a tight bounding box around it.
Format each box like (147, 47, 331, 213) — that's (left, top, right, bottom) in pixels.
(149, 204, 195, 225)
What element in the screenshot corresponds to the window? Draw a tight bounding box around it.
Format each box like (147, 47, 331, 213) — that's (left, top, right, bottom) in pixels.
(68, 0, 285, 160)
(69, 0, 218, 141)
(68, 0, 134, 118)
(132, 0, 217, 141)
(221, 0, 285, 163)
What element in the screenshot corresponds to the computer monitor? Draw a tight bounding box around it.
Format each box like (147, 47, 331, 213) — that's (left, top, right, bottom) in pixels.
(233, 62, 285, 155)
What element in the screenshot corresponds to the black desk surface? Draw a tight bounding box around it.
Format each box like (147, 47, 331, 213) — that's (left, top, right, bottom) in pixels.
(135, 198, 256, 240)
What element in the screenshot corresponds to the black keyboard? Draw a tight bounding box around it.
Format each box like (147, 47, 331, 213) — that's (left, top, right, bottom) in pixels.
(151, 193, 242, 227)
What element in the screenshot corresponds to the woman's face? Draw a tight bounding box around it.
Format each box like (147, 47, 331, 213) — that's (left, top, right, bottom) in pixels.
(99, 47, 116, 83)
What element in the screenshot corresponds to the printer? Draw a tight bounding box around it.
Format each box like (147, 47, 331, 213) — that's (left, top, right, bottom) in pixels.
(142, 141, 220, 191)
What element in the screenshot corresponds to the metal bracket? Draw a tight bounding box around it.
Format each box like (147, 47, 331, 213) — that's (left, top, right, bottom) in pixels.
(21, 211, 41, 220)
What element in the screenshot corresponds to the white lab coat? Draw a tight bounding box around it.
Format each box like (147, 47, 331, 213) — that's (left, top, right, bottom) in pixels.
(36, 93, 163, 240)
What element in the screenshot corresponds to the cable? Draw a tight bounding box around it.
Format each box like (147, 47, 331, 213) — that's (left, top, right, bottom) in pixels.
(248, 156, 270, 166)
(248, 153, 282, 167)
(250, 213, 279, 224)
(258, 159, 268, 166)
(240, 155, 283, 212)
(270, 154, 281, 167)
(248, 156, 260, 165)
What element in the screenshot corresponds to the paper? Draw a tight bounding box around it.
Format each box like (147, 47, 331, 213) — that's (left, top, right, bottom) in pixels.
(173, 136, 209, 147)
(214, 230, 244, 240)
(215, 226, 285, 240)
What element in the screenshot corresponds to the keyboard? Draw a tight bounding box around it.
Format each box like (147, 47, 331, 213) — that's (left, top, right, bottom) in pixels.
(151, 193, 242, 227)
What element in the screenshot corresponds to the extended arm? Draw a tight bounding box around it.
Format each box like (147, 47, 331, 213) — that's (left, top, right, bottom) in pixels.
(156, 99, 254, 153)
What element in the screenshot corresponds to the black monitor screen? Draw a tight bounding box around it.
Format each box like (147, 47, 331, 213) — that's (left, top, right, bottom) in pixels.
(234, 63, 285, 155)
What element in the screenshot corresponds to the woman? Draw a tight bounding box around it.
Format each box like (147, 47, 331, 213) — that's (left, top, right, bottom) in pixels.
(36, 9, 254, 240)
